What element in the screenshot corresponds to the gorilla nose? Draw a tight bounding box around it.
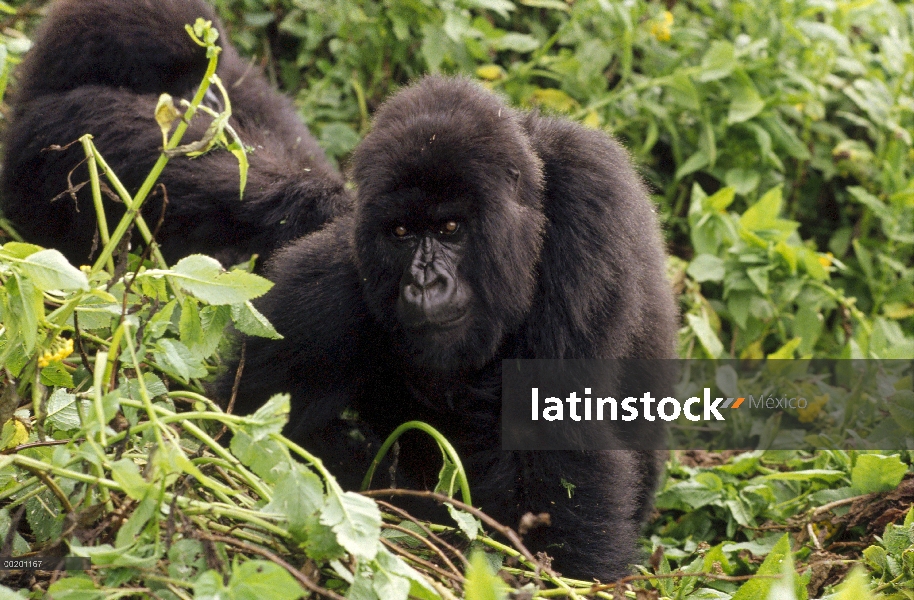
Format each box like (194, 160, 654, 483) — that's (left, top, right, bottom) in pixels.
(399, 265, 468, 328)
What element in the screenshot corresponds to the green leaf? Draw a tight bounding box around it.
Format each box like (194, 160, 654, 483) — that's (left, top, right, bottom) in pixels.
(0, 242, 42, 259)
(725, 169, 761, 195)
(372, 548, 413, 600)
(746, 266, 769, 294)
(114, 488, 159, 549)
(447, 504, 480, 540)
(198, 304, 232, 356)
(40, 361, 74, 388)
(46, 575, 103, 600)
(179, 297, 204, 350)
(110, 458, 151, 500)
(194, 570, 228, 599)
(686, 314, 724, 358)
(153, 338, 207, 382)
(688, 254, 726, 282)
(228, 560, 304, 600)
(765, 546, 799, 600)
(833, 566, 877, 600)
(761, 115, 811, 161)
(675, 150, 709, 181)
(320, 491, 382, 560)
(375, 548, 440, 600)
(264, 465, 325, 541)
(16, 249, 89, 291)
(247, 393, 290, 440)
(731, 534, 803, 600)
(229, 430, 289, 483)
(7, 274, 42, 352)
(851, 454, 907, 494)
(465, 551, 508, 600)
(463, 0, 515, 19)
(728, 292, 751, 329)
(728, 71, 765, 124)
(421, 24, 447, 71)
(663, 72, 701, 111)
(707, 187, 736, 211)
(847, 186, 894, 222)
(759, 469, 844, 482)
(698, 41, 736, 82)
(494, 33, 540, 53)
(794, 306, 823, 355)
(319, 123, 362, 158)
(740, 187, 783, 232)
(144, 255, 273, 305)
(0, 509, 30, 557)
(46, 389, 85, 431)
(887, 390, 914, 432)
(799, 248, 828, 281)
(231, 301, 283, 339)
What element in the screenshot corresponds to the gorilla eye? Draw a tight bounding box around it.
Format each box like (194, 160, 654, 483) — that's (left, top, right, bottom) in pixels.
(441, 221, 459, 235)
(393, 225, 409, 237)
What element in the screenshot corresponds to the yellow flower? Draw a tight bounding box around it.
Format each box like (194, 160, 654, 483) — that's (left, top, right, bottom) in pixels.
(38, 338, 74, 368)
(797, 394, 828, 423)
(818, 252, 833, 269)
(650, 11, 674, 42)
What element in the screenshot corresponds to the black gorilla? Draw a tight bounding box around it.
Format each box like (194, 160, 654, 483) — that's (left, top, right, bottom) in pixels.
(229, 77, 678, 581)
(0, 0, 349, 267)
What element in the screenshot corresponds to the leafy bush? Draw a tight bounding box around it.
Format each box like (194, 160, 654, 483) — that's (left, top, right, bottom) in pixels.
(0, 0, 912, 599)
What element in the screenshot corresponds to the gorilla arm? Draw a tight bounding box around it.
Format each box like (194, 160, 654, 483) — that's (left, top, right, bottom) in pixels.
(520, 113, 677, 361)
(228, 216, 375, 434)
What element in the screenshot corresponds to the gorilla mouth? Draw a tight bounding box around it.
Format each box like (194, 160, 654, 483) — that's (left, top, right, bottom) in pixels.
(404, 310, 468, 331)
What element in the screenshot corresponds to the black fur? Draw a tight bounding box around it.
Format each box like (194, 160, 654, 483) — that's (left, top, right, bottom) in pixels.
(229, 77, 678, 581)
(0, 0, 350, 266)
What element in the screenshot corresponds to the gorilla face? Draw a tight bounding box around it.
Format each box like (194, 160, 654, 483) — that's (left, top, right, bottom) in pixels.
(388, 201, 471, 331)
(352, 78, 548, 372)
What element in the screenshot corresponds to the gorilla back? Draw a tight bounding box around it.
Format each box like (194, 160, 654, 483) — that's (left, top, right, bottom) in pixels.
(230, 77, 678, 581)
(0, 0, 350, 266)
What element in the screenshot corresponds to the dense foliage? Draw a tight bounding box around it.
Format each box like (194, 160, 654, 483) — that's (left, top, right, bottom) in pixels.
(0, 0, 912, 599)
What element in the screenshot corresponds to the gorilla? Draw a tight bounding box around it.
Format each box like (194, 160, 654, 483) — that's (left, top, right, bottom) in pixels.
(0, 0, 350, 267)
(229, 77, 679, 581)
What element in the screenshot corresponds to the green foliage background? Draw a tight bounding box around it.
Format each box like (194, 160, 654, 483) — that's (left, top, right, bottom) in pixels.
(0, 0, 912, 599)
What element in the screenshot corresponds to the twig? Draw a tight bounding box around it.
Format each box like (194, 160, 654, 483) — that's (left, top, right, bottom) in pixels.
(810, 494, 870, 517)
(69, 313, 95, 381)
(201, 533, 346, 600)
(214, 341, 245, 443)
(380, 537, 464, 587)
(16, 463, 74, 513)
(381, 522, 464, 582)
(377, 499, 469, 568)
(361, 489, 567, 587)
(2, 438, 72, 455)
(589, 571, 783, 593)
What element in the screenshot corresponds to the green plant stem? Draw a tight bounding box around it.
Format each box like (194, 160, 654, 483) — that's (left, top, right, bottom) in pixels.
(80, 135, 115, 273)
(112, 399, 272, 501)
(122, 322, 168, 447)
(85, 139, 169, 273)
(274, 435, 339, 489)
(4, 454, 288, 538)
(361, 420, 472, 507)
(90, 46, 219, 275)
